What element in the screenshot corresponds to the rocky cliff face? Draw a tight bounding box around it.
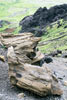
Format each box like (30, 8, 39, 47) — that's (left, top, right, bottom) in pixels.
(19, 4, 67, 36)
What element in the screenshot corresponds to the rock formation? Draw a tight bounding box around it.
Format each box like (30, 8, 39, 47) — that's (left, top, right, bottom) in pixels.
(19, 4, 67, 36)
(1, 33, 63, 96)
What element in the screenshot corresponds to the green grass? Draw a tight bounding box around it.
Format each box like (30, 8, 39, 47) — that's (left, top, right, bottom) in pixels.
(13, 26, 21, 34)
(0, 22, 9, 32)
(0, 0, 52, 33)
(0, 0, 46, 24)
(38, 20, 67, 53)
(0, 0, 67, 24)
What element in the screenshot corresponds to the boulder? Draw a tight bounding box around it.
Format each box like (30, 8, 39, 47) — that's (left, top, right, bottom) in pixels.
(1, 33, 63, 96)
(44, 56, 53, 64)
(0, 55, 5, 62)
(64, 25, 67, 28)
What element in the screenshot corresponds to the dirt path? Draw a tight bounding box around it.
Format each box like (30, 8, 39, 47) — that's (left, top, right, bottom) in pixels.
(0, 46, 67, 100)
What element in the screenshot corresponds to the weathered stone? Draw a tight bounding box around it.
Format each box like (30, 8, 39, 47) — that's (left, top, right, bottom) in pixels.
(44, 56, 53, 63)
(0, 55, 5, 62)
(18, 93, 24, 99)
(63, 81, 67, 86)
(1, 33, 63, 96)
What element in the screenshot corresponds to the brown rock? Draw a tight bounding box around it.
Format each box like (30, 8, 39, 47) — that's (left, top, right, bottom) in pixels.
(1, 33, 63, 96)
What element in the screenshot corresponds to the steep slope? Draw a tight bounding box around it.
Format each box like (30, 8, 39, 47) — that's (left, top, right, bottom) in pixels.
(38, 19, 67, 53)
(19, 4, 67, 53)
(0, 2, 67, 53)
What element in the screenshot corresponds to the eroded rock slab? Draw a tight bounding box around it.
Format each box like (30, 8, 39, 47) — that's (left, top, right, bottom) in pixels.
(1, 33, 63, 96)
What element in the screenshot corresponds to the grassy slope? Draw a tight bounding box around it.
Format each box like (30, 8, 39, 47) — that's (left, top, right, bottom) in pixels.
(0, 0, 67, 23)
(0, 0, 52, 33)
(38, 20, 67, 53)
(0, 0, 49, 24)
(0, 0, 67, 53)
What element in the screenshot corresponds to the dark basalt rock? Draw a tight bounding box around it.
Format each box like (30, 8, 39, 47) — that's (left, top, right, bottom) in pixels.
(49, 50, 62, 57)
(57, 21, 62, 28)
(44, 56, 53, 63)
(38, 56, 53, 66)
(64, 25, 67, 28)
(57, 50, 62, 54)
(19, 4, 67, 36)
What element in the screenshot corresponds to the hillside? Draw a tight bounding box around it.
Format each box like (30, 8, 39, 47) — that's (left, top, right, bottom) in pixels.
(19, 4, 67, 53)
(38, 19, 67, 53)
(0, 1, 67, 53)
(0, 0, 67, 23)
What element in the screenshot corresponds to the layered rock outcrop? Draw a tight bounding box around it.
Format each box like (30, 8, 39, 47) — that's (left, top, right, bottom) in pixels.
(1, 33, 63, 96)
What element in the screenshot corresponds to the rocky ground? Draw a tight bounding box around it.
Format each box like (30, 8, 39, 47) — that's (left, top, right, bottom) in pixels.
(0, 45, 67, 100)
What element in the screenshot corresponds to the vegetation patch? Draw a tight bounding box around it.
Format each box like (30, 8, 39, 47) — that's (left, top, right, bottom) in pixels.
(39, 20, 67, 53)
